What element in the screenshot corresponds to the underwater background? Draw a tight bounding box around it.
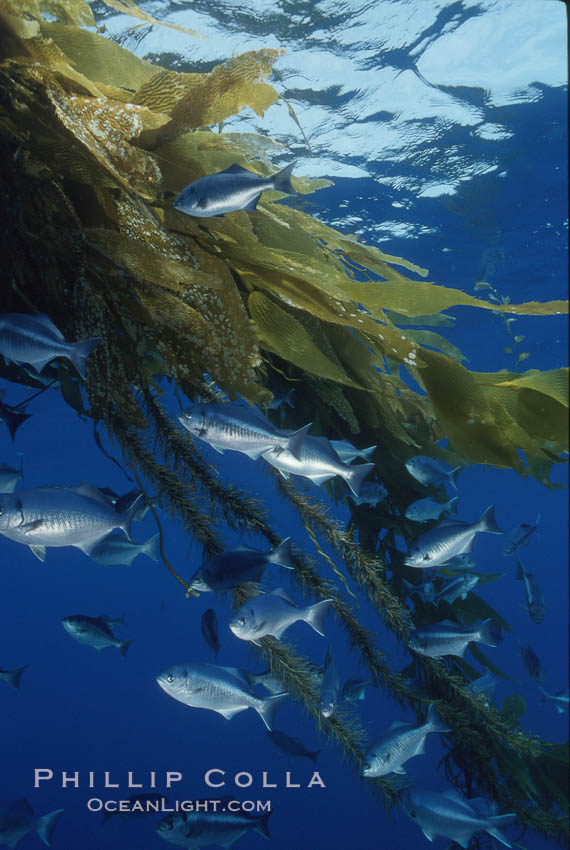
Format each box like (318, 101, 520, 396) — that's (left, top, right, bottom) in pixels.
(0, 1, 568, 849)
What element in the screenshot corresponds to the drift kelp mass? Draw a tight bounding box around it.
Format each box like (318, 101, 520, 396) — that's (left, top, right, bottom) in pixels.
(0, 1, 568, 849)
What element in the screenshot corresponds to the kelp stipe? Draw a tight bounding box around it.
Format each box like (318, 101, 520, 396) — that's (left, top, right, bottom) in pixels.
(0, 1, 568, 844)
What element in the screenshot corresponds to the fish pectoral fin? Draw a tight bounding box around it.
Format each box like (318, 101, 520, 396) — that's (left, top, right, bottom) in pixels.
(29, 544, 47, 562)
(216, 706, 248, 720)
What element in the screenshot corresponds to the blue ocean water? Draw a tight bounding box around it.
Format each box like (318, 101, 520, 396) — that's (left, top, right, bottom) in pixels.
(0, 2, 568, 850)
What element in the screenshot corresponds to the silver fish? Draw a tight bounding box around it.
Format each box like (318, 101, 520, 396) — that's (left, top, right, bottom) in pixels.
(399, 787, 516, 848)
(267, 730, 320, 763)
(157, 800, 271, 847)
(189, 537, 294, 592)
(89, 533, 159, 566)
(405, 496, 458, 523)
(0, 455, 23, 493)
(230, 587, 332, 644)
(405, 505, 502, 568)
(439, 553, 477, 570)
(0, 800, 63, 849)
(262, 436, 374, 496)
(503, 514, 540, 556)
(178, 401, 310, 460)
(0, 483, 144, 561)
(362, 703, 450, 777)
(539, 686, 569, 714)
(0, 665, 27, 690)
(319, 643, 341, 718)
(346, 480, 388, 507)
(402, 578, 437, 606)
(405, 455, 461, 489)
(156, 662, 287, 730)
(174, 161, 298, 218)
(242, 664, 323, 694)
(0, 313, 101, 379)
(515, 559, 545, 624)
(61, 614, 133, 657)
(408, 618, 500, 658)
(330, 439, 376, 463)
(435, 573, 480, 606)
(468, 672, 496, 703)
(200, 608, 221, 658)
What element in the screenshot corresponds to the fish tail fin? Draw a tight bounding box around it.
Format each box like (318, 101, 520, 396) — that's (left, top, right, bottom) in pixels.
(285, 388, 296, 408)
(477, 618, 502, 648)
(272, 162, 298, 196)
(447, 496, 459, 514)
(305, 598, 333, 636)
(35, 809, 64, 846)
(3, 408, 31, 440)
(144, 533, 161, 562)
(119, 638, 134, 658)
(267, 536, 294, 570)
(254, 808, 272, 839)
(515, 559, 525, 580)
(120, 492, 146, 541)
(287, 422, 311, 459)
(360, 445, 377, 461)
(449, 466, 462, 489)
(538, 686, 549, 703)
(425, 702, 451, 733)
(257, 692, 288, 731)
(5, 664, 28, 689)
(535, 512, 541, 526)
(345, 462, 375, 497)
(486, 813, 517, 847)
(70, 337, 102, 380)
(478, 504, 503, 534)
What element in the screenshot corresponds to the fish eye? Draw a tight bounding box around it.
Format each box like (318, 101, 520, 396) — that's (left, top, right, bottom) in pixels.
(167, 675, 174, 683)
(410, 810, 417, 818)
(239, 617, 246, 627)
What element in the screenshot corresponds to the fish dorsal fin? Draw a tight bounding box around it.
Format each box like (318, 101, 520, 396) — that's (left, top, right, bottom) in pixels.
(441, 788, 472, 808)
(220, 163, 253, 175)
(270, 587, 296, 606)
(439, 619, 461, 629)
(388, 720, 411, 730)
(35, 314, 65, 339)
(438, 518, 467, 527)
(233, 545, 258, 553)
(73, 482, 111, 504)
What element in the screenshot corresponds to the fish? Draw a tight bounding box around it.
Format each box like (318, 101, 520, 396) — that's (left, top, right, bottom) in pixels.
(242, 664, 323, 694)
(189, 537, 294, 592)
(0, 397, 31, 440)
(200, 608, 221, 658)
(102, 792, 168, 823)
(0, 665, 27, 690)
(515, 559, 545, 624)
(89, 532, 160, 566)
(262, 436, 374, 497)
(0, 455, 23, 493)
(156, 799, 271, 847)
(267, 388, 296, 410)
(405, 455, 462, 489)
(0, 482, 145, 561)
(229, 587, 333, 645)
(405, 496, 458, 523)
(468, 672, 496, 702)
(539, 686, 569, 714)
(61, 614, 133, 657)
(434, 573, 480, 606)
(319, 643, 341, 718)
(503, 514, 540, 556)
(178, 401, 311, 461)
(0, 800, 64, 849)
(330, 439, 377, 464)
(156, 662, 287, 731)
(408, 618, 501, 658)
(404, 505, 502, 569)
(341, 678, 370, 703)
(362, 703, 450, 777)
(346, 480, 388, 507)
(399, 787, 516, 848)
(519, 643, 542, 680)
(97, 486, 152, 524)
(0, 313, 101, 380)
(267, 729, 320, 763)
(173, 161, 298, 218)
(439, 553, 477, 571)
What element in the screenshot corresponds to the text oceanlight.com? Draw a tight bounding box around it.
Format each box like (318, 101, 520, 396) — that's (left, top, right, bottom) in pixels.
(87, 798, 272, 814)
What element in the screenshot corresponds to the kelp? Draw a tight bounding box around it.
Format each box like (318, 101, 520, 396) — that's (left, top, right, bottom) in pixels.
(0, 1, 568, 844)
